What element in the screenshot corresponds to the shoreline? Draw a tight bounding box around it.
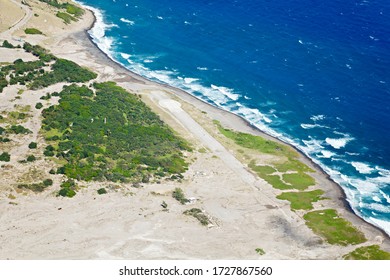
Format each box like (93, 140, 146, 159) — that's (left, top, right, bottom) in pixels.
(77, 4, 389, 239)
(1, 0, 389, 259)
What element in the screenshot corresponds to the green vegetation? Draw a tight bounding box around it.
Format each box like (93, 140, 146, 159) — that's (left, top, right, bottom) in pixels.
(35, 103, 43, 109)
(303, 209, 367, 246)
(24, 28, 43, 35)
(277, 190, 325, 210)
(343, 245, 390, 260)
(43, 179, 53, 186)
(172, 188, 189, 204)
(97, 188, 107, 195)
(255, 248, 266, 256)
(41, 82, 189, 182)
(39, 0, 84, 18)
(58, 179, 77, 197)
(26, 155, 36, 162)
(8, 125, 32, 134)
(23, 43, 55, 62)
(282, 172, 316, 190)
(215, 121, 314, 190)
(215, 121, 300, 160)
(183, 208, 210, 226)
(17, 179, 52, 192)
(66, 3, 84, 17)
(29, 58, 97, 89)
(28, 142, 37, 149)
(56, 12, 76, 24)
(0, 152, 11, 162)
(0, 137, 11, 143)
(2, 40, 15, 48)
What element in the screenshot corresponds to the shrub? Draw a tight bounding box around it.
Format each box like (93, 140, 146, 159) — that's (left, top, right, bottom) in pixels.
(26, 155, 36, 162)
(2, 40, 14, 48)
(58, 179, 77, 198)
(172, 188, 189, 204)
(43, 179, 53, 186)
(35, 102, 43, 109)
(183, 208, 210, 226)
(97, 188, 107, 195)
(28, 142, 37, 149)
(24, 28, 43, 35)
(8, 125, 31, 134)
(0, 152, 11, 162)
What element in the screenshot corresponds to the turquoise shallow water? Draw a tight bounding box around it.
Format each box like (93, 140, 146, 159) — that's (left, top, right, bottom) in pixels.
(76, 0, 390, 235)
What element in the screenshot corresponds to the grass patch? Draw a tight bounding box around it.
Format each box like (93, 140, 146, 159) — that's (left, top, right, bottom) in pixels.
(56, 12, 76, 24)
(24, 28, 43, 35)
(183, 208, 210, 226)
(343, 245, 390, 260)
(249, 163, 276, 176)
(303, 209, 367, 246)
(215, 121, 296, 157)
(282, 172, 315, 190)
(277, 189, 325, 210)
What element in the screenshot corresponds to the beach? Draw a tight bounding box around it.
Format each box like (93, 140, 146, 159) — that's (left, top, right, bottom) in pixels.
(0, 0, 389, 259)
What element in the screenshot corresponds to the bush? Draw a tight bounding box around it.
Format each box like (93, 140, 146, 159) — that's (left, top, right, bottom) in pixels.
(26, 155, 36, 162)
(24, 28, 43, 35)
(97, 188, 107, 195)
(172, 188, 189, 204)
(35, 102, 43, 109)
(0, 137, 11, 143)
(8, 125, 31, 134)
(58, 179, 77, 198)
(183, 208, 210, 226)
(2, 40, 14, 48)
(43, 179, 53, 186)
(0, 152, 10, 162)
(28, 142, 37, 149)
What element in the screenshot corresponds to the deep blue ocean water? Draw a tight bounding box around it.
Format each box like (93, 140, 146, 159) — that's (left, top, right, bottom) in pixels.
(75, 0, 390, 235)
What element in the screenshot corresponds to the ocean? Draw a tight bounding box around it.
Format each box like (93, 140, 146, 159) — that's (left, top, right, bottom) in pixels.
(75, 0, 390, 235)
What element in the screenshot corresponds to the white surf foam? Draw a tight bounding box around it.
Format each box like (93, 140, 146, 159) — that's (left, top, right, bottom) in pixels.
(310, 114, 326, 121)
(120, 53, 131, 60)
(319, 150, 335, 159)
(301, 138, 324, 154)
(75, 1, 117, 59)
(120, 18, 135, 25)
(379, 190, 390, 204)
(325, 137, 353, 149)
(184, 77, 199, 84)
(211, 84, 240, 101)
(300, 123, 328, 129)
(351, 161, 375, 174)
